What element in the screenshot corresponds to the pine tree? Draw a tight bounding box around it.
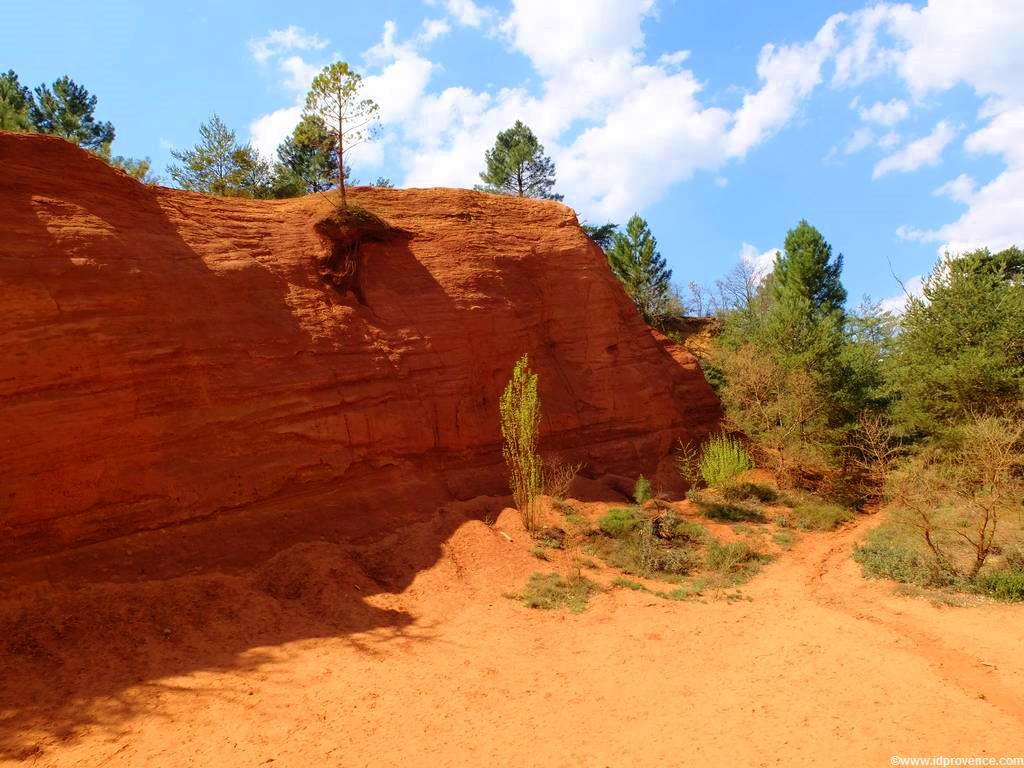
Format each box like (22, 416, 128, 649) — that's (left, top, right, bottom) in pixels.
(891, 246, 1024, 434)
(582, 222, 617, 251)
(607, 214, 673, 324)
(30, 76, 115, 150)
(303, 62, 379, 208)
(478, 121, 563, 200)
(168, 115, 271, 198)
(771, 220, 847, 318)
(271, 114, 340, 197)
(0, 70, 33, 132)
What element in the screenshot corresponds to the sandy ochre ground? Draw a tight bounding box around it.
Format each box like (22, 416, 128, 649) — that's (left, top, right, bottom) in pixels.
(2, 500, 1023, 768)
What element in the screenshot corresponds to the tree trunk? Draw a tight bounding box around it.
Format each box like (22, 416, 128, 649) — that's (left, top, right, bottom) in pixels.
(337, 113, 346, 209)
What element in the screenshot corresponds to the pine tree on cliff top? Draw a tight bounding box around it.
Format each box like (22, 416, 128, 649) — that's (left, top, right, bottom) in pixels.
(478, 121, 563, 200)
(0, 70, 33, 132)
(30, 76, 115, 151)
(607, 214, 672, 325)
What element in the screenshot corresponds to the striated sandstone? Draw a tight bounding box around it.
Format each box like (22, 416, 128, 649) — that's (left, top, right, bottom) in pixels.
(0, 132, 719, 558)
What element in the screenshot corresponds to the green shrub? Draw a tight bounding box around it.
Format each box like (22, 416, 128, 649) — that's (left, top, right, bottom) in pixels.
(500, 354, 543, 530)
(977, 567, 1024, 602)
(529, 545, 550, 560)
(633, 474, 653, 504)
(853, 527, 945, 586)
(705, 541, 770, 582)
(688, 489, 766, 523)
(653, 510, 707, 543)
(599, 507, 643, 537)
(518, 572, 599, 613)
(612, 577, 646, 591)
(792, 502, 854, 531)
(772, 530, 799, 549)
(722, 482, 777, 503)
(698, 434, 753, 487)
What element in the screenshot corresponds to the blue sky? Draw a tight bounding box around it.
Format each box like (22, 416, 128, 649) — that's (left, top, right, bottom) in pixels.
(6, 0, 1024, 311)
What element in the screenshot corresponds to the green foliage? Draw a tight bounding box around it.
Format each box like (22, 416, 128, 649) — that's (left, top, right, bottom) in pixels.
(854, 525, 954, 587)
(108, 154, 159, 183)
(168, 115, 272, 198)
(370, 176, 394, 188)
(889, 247, 1024, 434)
(304, 61, 380, 206)
(653, 510, 708, 543)
(976, 566, 1024, 602)
(607, 214, 673, 325)
(528, 544, 550, 561)
(599, 519, 702, 579)
(612, 577, 646, 591)
(271, 114, 340, 197)
(598, 507, 643, 538)
(711, 221, 886, 484)
(29, 76, 115, 150)
(772, 529, 799, 549)
(582, 221, 617, 250)
(704, 541, 771, 582)
(697, 433, 752, 487)
(0, 70, 33, 132)
(791, 502, 854, 531)
(478, 120, 562, 200)
(721, 482, 777, 503)
(633, 475, 652, 504)
(770, 219, 847, 317)
(517, 572, 598, 613)
(499, 354, 543, 529)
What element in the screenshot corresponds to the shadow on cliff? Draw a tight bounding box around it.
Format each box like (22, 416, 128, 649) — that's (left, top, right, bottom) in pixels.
(0, 135, 492, 761)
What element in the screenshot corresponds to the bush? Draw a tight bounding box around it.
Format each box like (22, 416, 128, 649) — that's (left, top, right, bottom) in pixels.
(517, 572, 599, 613)
(599, 507, 643, 537)
(633, 474, 653, 504)
(653, 510, 707, 543)
(976, 567, 1024, 602)
(500, 354, 543, 529)
(688, 490, 766, 523)
(791, 502, 854, 531)
(853, 527, 956, 587)
(722, 482, 778, 503)
(704, 541, 770, 580)
(698, 434, 753, 487)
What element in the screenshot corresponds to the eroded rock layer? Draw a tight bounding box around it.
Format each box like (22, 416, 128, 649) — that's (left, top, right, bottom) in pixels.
(0, 132, 720, 558)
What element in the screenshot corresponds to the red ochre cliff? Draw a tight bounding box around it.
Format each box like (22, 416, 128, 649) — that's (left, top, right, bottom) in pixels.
(0, 132, 720, 559)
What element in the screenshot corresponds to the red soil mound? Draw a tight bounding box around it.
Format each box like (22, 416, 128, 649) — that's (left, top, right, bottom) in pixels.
(0, 132, 719, 559)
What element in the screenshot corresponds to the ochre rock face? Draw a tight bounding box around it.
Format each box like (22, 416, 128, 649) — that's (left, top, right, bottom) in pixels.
(0, 132, 720, 558)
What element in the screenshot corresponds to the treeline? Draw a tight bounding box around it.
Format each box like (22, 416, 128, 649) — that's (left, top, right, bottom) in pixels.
(696, 221, 1024, 600)
(1, 70, 155, 181)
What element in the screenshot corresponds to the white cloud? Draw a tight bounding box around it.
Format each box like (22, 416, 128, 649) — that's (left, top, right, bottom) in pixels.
(279, 55, 320, 93)
(859, 98, 909, 125)
(726, 13, 844, 158)
(250, 105, 302, 159)
(658, 50, 691, 68)
(892, 0, 1024, 104)
(873, 120, 957, 178)
(249, 26, 327, 64)
(429, 0, 495, 28)
(502, 0, 654, 78)
(739, 242, 779, 281)
(418, 18, 451, 43)
(880, 274, 924, 315)
(844, 126, 874, 155)
(878, 130, 901, 149)
(934, 173, 976, 203)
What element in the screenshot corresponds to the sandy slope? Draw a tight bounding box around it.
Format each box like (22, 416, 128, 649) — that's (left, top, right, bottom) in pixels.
(2, 506, 1022, 767)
